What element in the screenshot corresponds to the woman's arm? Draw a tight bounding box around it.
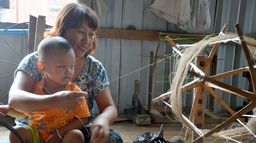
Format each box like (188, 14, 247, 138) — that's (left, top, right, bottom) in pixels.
(8, 71, 85, 112)
(90, 87, 118, 143)
(94, 87, 117, 124)
(8, 71, 52, 112)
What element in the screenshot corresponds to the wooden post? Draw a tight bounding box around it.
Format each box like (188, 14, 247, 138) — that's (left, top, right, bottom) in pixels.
(235, 24, 256, 93)
(148, 51, 154, 113)
(27, 15, 36, 54)
(34, 15, 46, 51)
(132, 80, 142, 114)
(208, 55, 217, 112)
(124, 80, 151, 125)
(193, 55, 207, 142)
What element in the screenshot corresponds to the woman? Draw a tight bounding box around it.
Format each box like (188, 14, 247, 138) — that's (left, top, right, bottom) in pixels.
(8, 3, 122, 143)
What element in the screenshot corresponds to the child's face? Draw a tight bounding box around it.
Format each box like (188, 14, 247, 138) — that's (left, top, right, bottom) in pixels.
(43, 50, 75, 86)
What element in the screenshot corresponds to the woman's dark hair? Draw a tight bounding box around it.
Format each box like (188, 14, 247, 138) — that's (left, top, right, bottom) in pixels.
(44, 3, 99, 53)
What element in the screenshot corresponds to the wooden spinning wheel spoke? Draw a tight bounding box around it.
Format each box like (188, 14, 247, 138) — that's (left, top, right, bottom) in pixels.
(205, 24, 228, 70)
(189, 70, 255, 100)
(188, 84, 205, 122)
(203, 85, 235, 114)
(235, 24, 256, 92)
(152, 78, 201, 102)
(153, 24, 256, 142)
(211, 66, 249, 80)
(184, 83, 205, 139)
(203, 77, 255, 100)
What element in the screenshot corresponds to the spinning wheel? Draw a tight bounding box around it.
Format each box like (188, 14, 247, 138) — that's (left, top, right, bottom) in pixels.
(153, 24, 256, 142)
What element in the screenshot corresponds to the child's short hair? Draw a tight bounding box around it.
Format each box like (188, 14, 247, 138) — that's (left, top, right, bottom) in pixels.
(37, 36, 73, 61)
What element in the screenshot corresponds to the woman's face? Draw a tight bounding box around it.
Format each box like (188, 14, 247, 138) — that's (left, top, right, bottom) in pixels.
(63, 22, 96, 58)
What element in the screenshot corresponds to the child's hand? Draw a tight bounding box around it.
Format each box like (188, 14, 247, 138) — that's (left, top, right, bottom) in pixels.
(52, 91, 88, 110)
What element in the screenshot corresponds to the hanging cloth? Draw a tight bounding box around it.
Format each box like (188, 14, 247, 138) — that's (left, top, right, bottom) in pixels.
(149, 0, 211, 33)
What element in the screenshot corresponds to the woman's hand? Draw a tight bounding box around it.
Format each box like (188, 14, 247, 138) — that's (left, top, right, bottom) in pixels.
(90, 87, 118, 143)
(52, 91, 88, 110)
(90, 118, 109, 143)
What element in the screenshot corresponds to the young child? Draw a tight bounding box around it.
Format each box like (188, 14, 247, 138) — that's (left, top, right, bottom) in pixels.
(3, 36, 90, 143)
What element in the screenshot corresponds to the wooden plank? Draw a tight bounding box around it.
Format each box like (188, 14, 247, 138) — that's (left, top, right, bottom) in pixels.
(123, 80, 151, 125)
(148, 51, 154, 112)
(194, 56, 207, 130)
(185, 85, 204, 140)
(27, 15, 36, 54)
(123, 107, 151, 125)
(141, 41, 155, 107)
(187, 56, 207, 142)
(150, 109, 172, 123)
(98, 29, 159, 41)
(34, 15, 45, 51)
(208, 54, 217, 112)
(98, 29, 205, 42)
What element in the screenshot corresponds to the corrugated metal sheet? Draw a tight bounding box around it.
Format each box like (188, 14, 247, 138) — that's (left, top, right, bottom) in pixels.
(1, 0, 256, 113)
(0, 31, 27, 104)
(211, 0, 256, 112)
(96, 0, 256, 113)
